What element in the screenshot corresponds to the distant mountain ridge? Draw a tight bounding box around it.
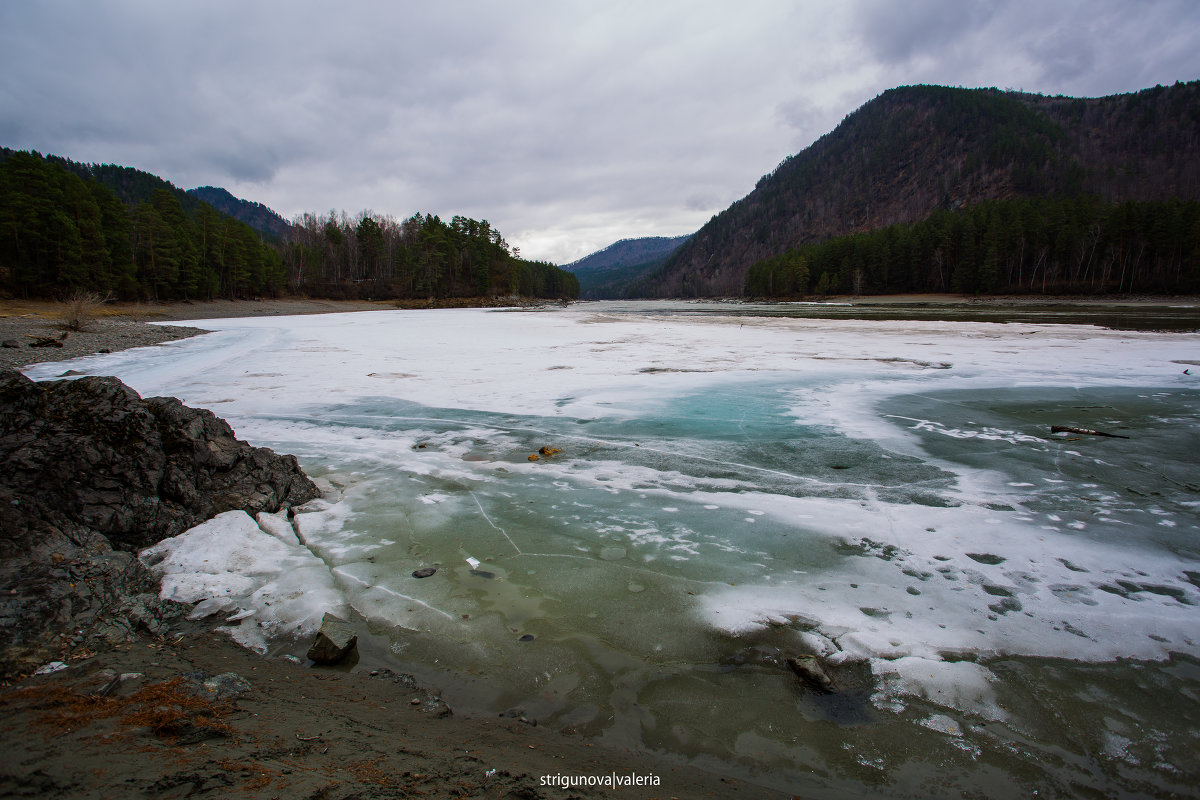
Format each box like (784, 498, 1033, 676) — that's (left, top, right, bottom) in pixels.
(563, 234, 691, 298)
(635, 81, 1200, 297)
(565, 234, 692, 274)
(187, 186, 293, 241)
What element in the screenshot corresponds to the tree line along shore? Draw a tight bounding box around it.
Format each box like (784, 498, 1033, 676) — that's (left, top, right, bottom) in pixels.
(0, 151, 580, 304)
(741, 196, 1200, 299)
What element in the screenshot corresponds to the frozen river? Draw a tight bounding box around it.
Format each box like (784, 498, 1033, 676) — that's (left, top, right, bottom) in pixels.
(27, 302, 1200, 797)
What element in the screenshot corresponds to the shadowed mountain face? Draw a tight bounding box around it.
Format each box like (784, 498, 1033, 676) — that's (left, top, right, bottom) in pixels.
(638, 82, 1200, 297)
(188, 186, 294, 241)
(563, 235, 692, 298)
(565, 234, 693, 274)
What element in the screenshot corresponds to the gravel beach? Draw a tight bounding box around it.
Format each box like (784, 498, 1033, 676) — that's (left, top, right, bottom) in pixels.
(0, 298, 396, 371)
(0, 315, 205, 370)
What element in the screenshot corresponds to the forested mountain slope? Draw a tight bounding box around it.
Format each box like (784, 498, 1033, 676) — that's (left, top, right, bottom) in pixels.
(0, 149, 286, 300)
(188, 186, 294, 241)
(564, 234, 691, 298)
(639, 81, 1200, 296)
(565, 235, 691, 274)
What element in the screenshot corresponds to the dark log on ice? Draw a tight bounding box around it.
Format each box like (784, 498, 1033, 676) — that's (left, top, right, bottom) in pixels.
(1050, 425, 1130, 439)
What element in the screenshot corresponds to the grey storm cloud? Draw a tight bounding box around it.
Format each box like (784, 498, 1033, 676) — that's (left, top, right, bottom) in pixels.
(2, 0, 1198, 264)
(850, 0, 1200, 95)
(852, 0, 1001, 65)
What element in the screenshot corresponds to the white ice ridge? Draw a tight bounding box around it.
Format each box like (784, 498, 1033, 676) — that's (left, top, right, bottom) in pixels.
(140, 509, 346, 653)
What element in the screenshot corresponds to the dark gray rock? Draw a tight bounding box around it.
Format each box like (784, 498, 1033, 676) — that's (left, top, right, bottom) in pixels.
(499, 707, 536, 725)
(0, 368, 318, 550)
(411, 567, 436, 578)
(306, 612, 358, 665)
(113, 592, 188, 637)
(0, 496, 157, 677)
(185, 670, 252, 702)
(0, 367, 320, 680)
(416, 695, 453, 718)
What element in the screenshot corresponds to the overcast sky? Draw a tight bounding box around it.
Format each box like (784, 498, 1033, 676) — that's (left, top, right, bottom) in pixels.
(2, 1, 1198, 264)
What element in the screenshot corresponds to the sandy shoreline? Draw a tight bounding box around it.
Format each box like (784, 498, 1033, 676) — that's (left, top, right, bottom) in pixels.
(2, 628, 770, 800)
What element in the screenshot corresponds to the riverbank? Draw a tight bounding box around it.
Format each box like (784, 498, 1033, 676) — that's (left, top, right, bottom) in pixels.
(2, 627, 769, 800)
(0, 301, 783, 799)
(0, 299, 401, 369)
(3, 294, 1197, 798)
(0, 297, 571, 370)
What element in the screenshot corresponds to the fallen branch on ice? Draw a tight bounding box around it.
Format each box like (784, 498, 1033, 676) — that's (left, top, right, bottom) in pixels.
(1050, 425, 1130, 439)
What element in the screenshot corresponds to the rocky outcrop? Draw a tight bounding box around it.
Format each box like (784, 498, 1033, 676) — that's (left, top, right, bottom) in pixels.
(0, 368, 318, 550)
(0, 367, 320, 680)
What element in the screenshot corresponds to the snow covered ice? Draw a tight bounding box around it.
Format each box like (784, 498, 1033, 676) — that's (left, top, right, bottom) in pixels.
(27, 302, 1200, 796)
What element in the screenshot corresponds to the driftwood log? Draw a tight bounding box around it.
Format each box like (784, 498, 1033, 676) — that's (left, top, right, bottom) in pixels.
(1050, 425, 1130, 439)
(25, 333, 66, 348)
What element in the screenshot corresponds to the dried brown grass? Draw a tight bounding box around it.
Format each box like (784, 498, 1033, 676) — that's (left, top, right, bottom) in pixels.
(7, 677, 234, 743)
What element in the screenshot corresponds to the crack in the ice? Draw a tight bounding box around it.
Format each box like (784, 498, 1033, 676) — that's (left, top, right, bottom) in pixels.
(472, 491, 523, 554)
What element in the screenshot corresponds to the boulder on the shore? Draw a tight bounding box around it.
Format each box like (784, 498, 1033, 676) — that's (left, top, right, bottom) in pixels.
(0, 367, 321, 680)
(186, 670, 253, 702)
(0, 368, 318, 550)
(306, 612, 359, 665)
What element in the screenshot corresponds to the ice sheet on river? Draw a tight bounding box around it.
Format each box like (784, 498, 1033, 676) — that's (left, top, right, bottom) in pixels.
(28, 306, 1200, 719)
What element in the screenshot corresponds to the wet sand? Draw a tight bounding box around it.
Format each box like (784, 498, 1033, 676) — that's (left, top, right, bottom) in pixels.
(1, 628, 775, 800)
